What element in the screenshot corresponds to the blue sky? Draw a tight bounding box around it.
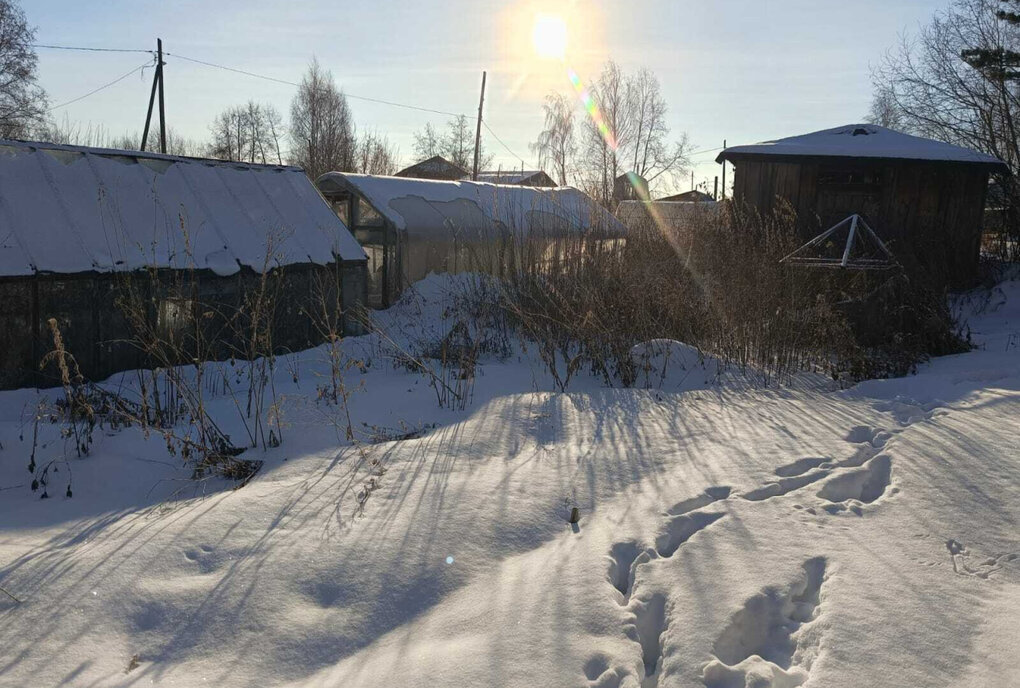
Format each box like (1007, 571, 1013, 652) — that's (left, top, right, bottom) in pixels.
(28, 0, 948, 193)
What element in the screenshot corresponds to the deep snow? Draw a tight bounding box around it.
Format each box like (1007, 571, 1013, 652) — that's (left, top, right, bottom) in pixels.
(0, 273, 1018, 688)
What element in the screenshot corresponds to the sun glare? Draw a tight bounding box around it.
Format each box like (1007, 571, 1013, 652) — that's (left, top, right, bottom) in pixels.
(532, 13, 568, 60)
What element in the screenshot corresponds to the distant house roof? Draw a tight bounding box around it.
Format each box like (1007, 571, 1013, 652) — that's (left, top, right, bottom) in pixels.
(0, 139, 365, 278)
(716, 124, 1008, 172)
(658, 190, 716, 203)
(393, 155, 468, 181)
(316, 173, 625, 238)
(475, 170, 556, 187)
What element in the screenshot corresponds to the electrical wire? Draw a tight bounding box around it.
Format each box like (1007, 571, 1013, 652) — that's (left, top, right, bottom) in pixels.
(690, 145, 725, 156)
(34, 42, 536, 166)
(165, 52, 467, 118)
(48, 61, 153, 112)
(482, 121, 529, 167)
(32, 43, 154, 54)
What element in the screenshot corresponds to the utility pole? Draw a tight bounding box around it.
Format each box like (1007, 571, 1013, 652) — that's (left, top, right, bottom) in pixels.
(472, 71, 486, 181)
(691, 170, 695, 191)
(157, 38, 166, 154)
(714, 176, 719, 201)
(141, 38, 166, 153)
(721, 139, 727, 200)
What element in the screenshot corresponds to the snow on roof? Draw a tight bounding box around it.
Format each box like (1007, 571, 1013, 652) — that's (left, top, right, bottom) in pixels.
(0, 139, 365, 278)
(394, 155, 468, 180)
(316, 172, 625, 238)
(716, 124, 1008, 170)
(474, 170, 553, 186)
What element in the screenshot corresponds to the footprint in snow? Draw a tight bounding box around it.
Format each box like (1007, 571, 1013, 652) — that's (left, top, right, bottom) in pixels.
(701, 557, 827, 688)
(816, 454, 893, 515)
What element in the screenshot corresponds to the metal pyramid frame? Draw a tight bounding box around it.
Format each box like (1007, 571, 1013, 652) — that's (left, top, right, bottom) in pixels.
(781, 214, 898, 270)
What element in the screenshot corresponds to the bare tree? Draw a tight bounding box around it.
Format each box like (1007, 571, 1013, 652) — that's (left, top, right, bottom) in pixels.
(443, 115, 474, 170)
(412, 122, 441, 159)
(571, 61, 690, 205)
(357, 131, 399, 175)
(209, 101, 283, 164)
(42, 115, 202, 156)
(628, 68, 691, 189)
(530, 92, 576, 185)
(578, 61, 634, 205)
(0, 0, 47, 138)
(872, 0, 1020, 255)
(411, 116, 492, 171)
(867, 86, 906, 129)
(289, 58, 357, 179)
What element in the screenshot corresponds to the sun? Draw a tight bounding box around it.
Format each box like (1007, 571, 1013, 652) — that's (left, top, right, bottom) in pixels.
(532, 13, 568, 60)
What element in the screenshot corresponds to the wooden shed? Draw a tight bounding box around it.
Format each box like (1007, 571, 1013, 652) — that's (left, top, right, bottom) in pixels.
(0, 139, 367, 389)
(716, 124, 1009, 284)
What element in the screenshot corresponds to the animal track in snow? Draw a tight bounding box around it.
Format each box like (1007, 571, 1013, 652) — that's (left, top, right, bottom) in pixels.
(667, 486, 732, 516)
(875, 398, 947, 426)
(183, 544, 222, 574)
(607, 541, 654, 602)
(655, 512, 727, 558)
(701, 557, 827, 688)
(583, 654, 625, 687)
(774, 458, 829, 478)
(627, 592, 668, 687)
(817, 454, 892, 510)
(741, 471, 830, 503)
(945, 540, 1018, 579)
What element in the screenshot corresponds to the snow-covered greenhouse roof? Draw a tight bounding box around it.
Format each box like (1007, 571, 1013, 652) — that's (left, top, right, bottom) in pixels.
(0, 139, 365, 278)
(316, 173, 625, 238)
(716, 124, 1008, 171)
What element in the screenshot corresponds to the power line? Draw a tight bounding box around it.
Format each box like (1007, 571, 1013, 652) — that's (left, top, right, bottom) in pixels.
(165, 52, 299, 87)
(690, 145, 725, 157)
(48, 61, 153, 112)
(165, 51, 467, 118)
(35, 42, 533, 165)
(32, 43, 153, 55)
(482, 121, 529, 167)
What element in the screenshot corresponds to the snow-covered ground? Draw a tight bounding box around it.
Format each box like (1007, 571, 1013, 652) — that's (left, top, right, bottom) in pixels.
(1, 274, 1018, 688)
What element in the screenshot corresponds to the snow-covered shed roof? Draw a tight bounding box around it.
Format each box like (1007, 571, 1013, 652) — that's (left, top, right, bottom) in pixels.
(316, 173, 625, 238)
(393, 155, 468, 181)
(475, 170, 556, 187)
(0, 139, 365, 278)
(716, 124, 1008, 171)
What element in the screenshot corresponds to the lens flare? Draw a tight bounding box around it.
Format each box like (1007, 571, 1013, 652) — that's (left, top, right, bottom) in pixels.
(567, 67, 617, 151)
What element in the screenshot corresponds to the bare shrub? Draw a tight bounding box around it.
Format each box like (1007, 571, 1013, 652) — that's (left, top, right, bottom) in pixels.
(448, 197, 965, 389)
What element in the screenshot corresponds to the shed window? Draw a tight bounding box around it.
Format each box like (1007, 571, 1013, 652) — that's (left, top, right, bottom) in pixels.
(818, 165, 882, 187)
(356, 198, 384, 228)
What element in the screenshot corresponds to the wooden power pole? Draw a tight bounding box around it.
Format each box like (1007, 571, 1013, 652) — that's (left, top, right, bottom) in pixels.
(141, 39, 166, 153)
(472, 71, 486, 181)
(721, 139, 727, 200)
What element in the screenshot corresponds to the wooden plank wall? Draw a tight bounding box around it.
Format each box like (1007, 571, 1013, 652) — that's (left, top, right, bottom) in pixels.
(731, 158, 990, 283)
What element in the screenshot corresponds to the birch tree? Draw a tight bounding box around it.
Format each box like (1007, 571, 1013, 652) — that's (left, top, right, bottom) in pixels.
(0, 0, 47, 138)
(530, 92, 576, 185)
(289, 58, 357, 179)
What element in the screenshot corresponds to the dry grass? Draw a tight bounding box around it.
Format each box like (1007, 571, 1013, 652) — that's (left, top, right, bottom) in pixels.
(446, 199, 966, 389)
